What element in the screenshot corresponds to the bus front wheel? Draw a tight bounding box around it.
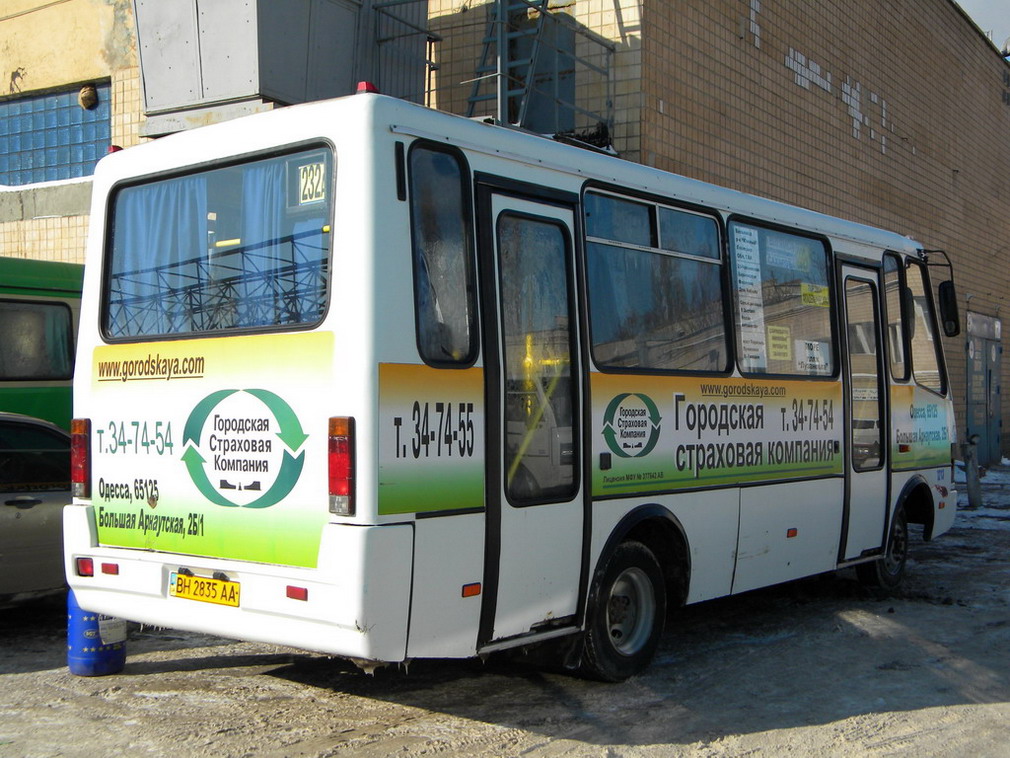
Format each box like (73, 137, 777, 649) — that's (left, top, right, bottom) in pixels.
(581, 540, 666, 682)
(857, 505, 908, 590)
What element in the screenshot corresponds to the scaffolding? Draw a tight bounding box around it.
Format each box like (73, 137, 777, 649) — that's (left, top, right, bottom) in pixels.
(465, 0, 615, 145)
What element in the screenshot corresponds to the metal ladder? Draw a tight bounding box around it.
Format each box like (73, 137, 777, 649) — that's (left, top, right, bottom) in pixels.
(466, 0, 552, 126)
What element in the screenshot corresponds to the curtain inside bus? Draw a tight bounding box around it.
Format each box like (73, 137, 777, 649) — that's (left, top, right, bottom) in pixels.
(108, 176, 208, 337)
(105, 149, 332, 339)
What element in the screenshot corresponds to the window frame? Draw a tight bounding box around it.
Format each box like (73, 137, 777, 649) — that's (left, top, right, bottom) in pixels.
(0, 418, 70, 493)
(582, 185, 732, 376)
(101, 140, 336, 343)
(727, 216, 838, 380)
(0, 298, 75, 381)
(881, 252, 909, 382)
(0, 82, 112, 186)
(495, 210, 580, 506)
(881, 252, 948, 396)
(406, 140, 479, 368)
(904, 257, 948, 396)
(842, 274, 887, 473)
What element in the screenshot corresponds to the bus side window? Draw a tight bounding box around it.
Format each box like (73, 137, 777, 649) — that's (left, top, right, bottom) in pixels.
(729, 222, 834, 377)
(408, 145, 477, 366)
(584, 192, 728, 373)
(882, 254, 907, 380)
(905, 260, 944, 394)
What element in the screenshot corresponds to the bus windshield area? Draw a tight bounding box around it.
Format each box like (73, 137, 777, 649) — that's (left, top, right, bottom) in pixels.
(104, 147, 334, 339)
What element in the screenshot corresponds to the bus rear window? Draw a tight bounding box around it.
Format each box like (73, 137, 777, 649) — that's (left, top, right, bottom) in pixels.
(104, 148, 333, 339)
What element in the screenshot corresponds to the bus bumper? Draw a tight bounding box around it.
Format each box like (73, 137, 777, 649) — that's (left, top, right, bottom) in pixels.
(63, 505, 414, 664)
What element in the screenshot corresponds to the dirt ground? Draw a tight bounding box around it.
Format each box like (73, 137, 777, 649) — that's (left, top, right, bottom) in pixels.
(3, 470, 1010, 758)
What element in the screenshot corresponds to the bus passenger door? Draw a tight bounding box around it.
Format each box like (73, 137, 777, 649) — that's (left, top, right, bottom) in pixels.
(840, 264, 889, 560)
(476, 186, 585, 646)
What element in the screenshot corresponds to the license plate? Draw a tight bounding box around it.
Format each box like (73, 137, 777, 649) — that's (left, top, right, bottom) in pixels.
(169, 572, 240, 607)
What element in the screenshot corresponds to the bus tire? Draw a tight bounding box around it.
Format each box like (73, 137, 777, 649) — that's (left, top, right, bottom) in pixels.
(581, 540, 665, 682)
(856, 505, 908, 591)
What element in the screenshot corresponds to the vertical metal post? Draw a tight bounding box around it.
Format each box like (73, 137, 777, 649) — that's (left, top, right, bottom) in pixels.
(964, 434, 983, 509)
(496, 0, 507, 124)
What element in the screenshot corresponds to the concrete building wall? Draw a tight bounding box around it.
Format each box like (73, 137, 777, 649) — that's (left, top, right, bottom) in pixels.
(0, 0, 145, 265)
(2, 0, 119, 94)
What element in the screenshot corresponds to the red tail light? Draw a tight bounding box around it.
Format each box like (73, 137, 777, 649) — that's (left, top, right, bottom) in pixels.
(70, 418, 91, 498)
(76, 557, 94, 577)
(328, 417, 355, 516)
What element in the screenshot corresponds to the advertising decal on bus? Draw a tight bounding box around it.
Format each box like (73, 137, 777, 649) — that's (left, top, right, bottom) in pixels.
(377, 362, 485, 515)
(891, 385, 952, 470)
(90, 331, 332, 567)
(593, 374, 844, 494)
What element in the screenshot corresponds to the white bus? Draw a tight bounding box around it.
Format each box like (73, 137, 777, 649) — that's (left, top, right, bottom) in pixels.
(65, 91, 960, 681)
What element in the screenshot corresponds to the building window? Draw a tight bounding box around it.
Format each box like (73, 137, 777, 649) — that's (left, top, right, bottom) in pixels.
(0, 82, 111, 186)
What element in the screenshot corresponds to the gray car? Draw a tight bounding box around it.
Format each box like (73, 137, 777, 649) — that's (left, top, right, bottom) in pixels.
(0, 412, 70, 605)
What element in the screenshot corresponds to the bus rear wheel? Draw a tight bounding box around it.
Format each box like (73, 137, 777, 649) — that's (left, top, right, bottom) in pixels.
(856, 505, 908, 590)
(581, 540, 665, 682)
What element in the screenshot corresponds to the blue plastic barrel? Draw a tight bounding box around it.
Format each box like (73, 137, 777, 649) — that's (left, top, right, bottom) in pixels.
(67, 590, 127, 676)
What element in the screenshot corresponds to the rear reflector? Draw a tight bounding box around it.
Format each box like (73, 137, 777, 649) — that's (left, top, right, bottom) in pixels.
(101, 563, 120, 575)
(76, 557, 94, 577)
(329, 417, 355, 516)
(286, 585, 308, 601)
(70, 419, 91, 498)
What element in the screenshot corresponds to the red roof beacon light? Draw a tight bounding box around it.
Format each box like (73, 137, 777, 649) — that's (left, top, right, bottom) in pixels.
(356, 81, 380, 94)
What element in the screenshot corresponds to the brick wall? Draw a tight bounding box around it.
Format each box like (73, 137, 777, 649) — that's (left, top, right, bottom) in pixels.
(640, 0, 1010, 453)
(3, 0, 1005, 454)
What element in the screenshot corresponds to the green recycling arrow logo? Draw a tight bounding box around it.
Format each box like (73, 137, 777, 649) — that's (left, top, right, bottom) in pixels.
(182, 388, 306, 509)
(602, 393, 662, 458)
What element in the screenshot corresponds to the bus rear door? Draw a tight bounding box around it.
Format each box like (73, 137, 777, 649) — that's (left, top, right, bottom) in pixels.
(476, 185, 585, 646)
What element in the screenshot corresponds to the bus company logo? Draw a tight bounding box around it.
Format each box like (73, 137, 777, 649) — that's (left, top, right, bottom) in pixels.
(181, 389, 307, 508)
(602, 393, 662, 458)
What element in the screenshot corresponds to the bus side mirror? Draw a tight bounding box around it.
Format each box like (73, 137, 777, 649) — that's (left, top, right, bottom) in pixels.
(938, 280, 960, 337)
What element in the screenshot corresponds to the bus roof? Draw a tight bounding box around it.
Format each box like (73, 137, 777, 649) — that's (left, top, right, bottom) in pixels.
(93, 92, 924, 257)
(376, 97, 924, 256)
(0, 256, 84, 296)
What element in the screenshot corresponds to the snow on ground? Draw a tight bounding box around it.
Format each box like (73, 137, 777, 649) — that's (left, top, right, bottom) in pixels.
(955, 458, 1010, 531)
